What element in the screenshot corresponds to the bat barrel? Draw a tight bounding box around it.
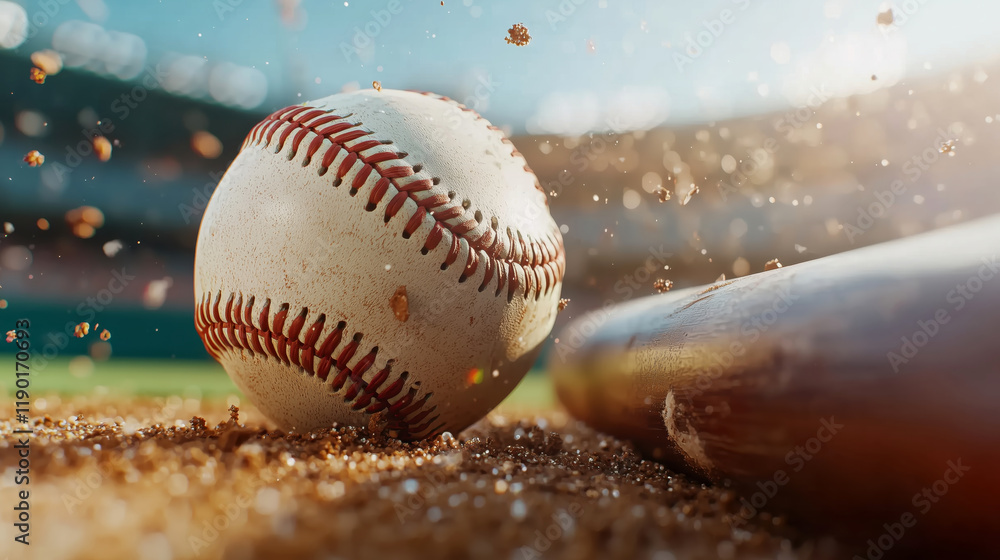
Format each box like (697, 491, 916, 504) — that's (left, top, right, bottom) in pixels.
(549, 216, 1000, 554)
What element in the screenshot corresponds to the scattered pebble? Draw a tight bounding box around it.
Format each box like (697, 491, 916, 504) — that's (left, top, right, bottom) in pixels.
(764, 258, 783, 271)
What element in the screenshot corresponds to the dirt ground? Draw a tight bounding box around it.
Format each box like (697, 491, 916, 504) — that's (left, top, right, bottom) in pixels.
(0, 396, 844, 560)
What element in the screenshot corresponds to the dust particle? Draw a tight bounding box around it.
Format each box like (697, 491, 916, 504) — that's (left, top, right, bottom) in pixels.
(5, 330, 16, 343)
(74, 322, 90, 338)
(765, 258, 783, 271)
(680, 184, 699, 206)
(373, 80, 382, 92)
(100, 329, 111, 341)
(29, 67, 46, 84)
(653, 279, 673, 293)
(557, 298, 570, 312)
(30, 49, 63, 75)
(877, 9, 894, 26)
(93, 136, 113, 162)
(390, 285, 409, 322)
(655, 187, 671, 203)
(23, 150, 44, 167)
(505, 23, 531, 46)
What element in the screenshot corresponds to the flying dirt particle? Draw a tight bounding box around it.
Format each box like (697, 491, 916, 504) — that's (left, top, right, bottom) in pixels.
(871, 74, 877, 81)
(877, 9, 893, 26)
(103, 240, 124, 257)
(655, 187, 671, 203)
(373, 80, 382, 92)
(765, 258, 783, 271)
(74, 322, 90, 338)
(939, 140, 956, 155)
(390, 285, 409, 322)
(0, 299, 7, 309)
(143, 278, 174, 310)
(653, 279, 673, 293)
(505, 23, 530, 46)
(5, 330, 15, 343)
(23, 150, 44, 167)
(66, 206, 105, 239)
(100, 329, 111, 341)
(29, 67, 46, 84)
(715, 274, 726, 283)
(191, 131, 222, 159)
(368, 410, 389, 441)
(36, 218, 49, 230)
(680, 184, 699, 206)
(586, 39, 596, 54)
(93, 136, 113, 161)
(30, 49, 62, 74)
(2, 222, 12, 234)
(557, 298, 570, 312)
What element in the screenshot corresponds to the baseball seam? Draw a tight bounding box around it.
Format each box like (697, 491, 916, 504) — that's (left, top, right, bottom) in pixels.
(241, 95, 565, 302)
(196, 291, 442, 439)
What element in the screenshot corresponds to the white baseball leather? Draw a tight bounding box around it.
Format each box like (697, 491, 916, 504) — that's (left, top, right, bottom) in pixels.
(194, 89, 564, 439)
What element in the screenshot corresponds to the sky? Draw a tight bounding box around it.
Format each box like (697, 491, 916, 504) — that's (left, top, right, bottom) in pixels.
(4, 0, 1000, 134)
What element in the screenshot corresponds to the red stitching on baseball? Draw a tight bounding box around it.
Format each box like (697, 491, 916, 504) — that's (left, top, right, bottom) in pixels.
(196, 291, 443, 439)
(241, 96, 565, 300)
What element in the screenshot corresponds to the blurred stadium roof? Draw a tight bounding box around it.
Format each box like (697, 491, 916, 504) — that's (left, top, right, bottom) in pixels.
(3, 0, 1000, 133)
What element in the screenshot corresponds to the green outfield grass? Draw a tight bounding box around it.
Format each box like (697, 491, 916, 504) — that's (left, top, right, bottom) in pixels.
(2, 357, 556, 409)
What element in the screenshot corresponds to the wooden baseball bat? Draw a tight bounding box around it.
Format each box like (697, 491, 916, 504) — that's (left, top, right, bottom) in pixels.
(549, 216, 1000, 555)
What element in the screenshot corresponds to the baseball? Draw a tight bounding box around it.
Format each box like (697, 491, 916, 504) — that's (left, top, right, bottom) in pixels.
(194, 89, 565, 440)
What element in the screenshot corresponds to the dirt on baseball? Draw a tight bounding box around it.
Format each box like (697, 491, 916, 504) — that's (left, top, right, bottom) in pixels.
(0, 396, 844, 560)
